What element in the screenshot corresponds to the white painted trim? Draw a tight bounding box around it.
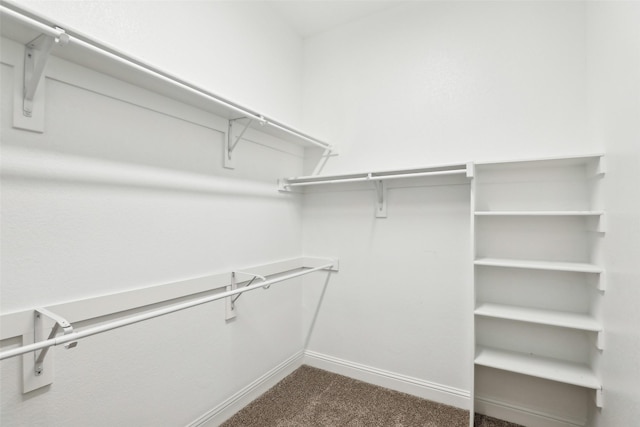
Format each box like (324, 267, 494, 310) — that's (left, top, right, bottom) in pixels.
(303, 350, 471, 410)
(187, 350, 304, 427)
(475, 395, 587, 427)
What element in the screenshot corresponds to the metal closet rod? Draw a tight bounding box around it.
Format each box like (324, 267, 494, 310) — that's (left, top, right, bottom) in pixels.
(0, 4, 332, 151)
(286, 168, 468, 187)
(0, 263, 334, 361)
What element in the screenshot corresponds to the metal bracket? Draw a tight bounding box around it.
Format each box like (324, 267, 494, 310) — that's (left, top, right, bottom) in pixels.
(466, 162, 475, 178)
(23, 32, 69, 117)
(595, 387, 604, 408)
(277, 179, 291, 192)
(596, 330, 605, 351)
(372, 177, 387, 218)
(595, 272, 606, 293)
(225, 271, 268, 320)
(587, 213, 606, 233)
(225, 117, 265, 169)
(34, 308, 77, 376)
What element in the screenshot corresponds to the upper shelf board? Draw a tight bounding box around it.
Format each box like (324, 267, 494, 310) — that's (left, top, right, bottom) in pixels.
(474, 153, 605, 171)
(475, 211, 605, 216)
(475, 303, 602, 332)
(0, 3, 330, 149)
(474, 257, 604, 273)
(475, 346, 601, 390)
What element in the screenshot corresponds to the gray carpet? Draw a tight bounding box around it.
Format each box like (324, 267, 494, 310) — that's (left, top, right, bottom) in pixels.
(222, 365, 522, 427)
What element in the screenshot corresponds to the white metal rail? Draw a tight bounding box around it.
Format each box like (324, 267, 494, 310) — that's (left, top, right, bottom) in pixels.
(0, 263, 333, 362)
(279, 164, 473, 218)
(284, 169, 469, 188)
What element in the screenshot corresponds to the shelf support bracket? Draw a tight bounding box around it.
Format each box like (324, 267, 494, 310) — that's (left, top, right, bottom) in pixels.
(34, 308, 77, 376)
(23, 32, 68, 118)
(225, 271, 267, 320)
(372, 177, 387, 218)
(225, 116, 266, 169)
(595, 387, 604, 408)
(596, 330, 605, 351)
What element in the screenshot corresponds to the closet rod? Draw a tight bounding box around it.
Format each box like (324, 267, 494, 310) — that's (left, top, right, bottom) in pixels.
(0, 263, 333, 361)
(286, 168, 468, 187)
(0, 3, 332, 151)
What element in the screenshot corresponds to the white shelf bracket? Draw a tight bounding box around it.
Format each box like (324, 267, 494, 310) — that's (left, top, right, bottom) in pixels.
(225, 271, 268, 320)
(225, 116, 265, 169)
(595, 157, 606, 176)
(372, 177, 387, 218)
(225, 273, 238, 321)
(23, 32, 68, 118)
(34, 308, 77, 376)
(277, 179, 291, 192)
(596, 330, 605, 351)
(466, 162, 475, 179)
(598, 272, 606, 292)
(22, 308, 78, 392)
(588, 213, 606, 233)
(595, 387, 604, 408)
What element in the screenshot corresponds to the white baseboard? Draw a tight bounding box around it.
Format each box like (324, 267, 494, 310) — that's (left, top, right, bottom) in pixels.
(475, 395, 587, 427)
(303, 350, 471, 410)
(187, 350, 304, 427)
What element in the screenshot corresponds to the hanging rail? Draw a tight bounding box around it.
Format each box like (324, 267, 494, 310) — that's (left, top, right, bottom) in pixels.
(0, 263, 333, 362)
(0, 3, 332, 151)
(279, 164, 473, 218)
(279, 164, 472, 189)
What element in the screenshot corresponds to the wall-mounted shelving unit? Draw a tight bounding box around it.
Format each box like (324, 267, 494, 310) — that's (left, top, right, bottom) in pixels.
(471, 154, 606, 425)
(0, 3, 332, 166)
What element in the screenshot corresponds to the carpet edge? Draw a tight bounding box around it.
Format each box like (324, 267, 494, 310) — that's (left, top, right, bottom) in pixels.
(303, 349, 471, 410)
(186, 350, 304, 427)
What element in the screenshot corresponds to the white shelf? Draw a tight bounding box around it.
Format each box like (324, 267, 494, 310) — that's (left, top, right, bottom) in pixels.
(475, 346, 600, 390)
(475, 303, 601, 332)
(474, 257, 603, 273)
(0, 3, 329, 149)
(475, 211, 604, 216)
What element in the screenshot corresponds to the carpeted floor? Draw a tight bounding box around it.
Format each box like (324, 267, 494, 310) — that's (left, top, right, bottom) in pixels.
(222, 365, 522, 427)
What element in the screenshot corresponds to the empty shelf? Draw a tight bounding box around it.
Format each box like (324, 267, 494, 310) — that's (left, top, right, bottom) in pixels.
(475, 303, 601, 331)
(475, 211, 604, 216)
(475, 346, 600, 390)
(474, 258, 603, 273)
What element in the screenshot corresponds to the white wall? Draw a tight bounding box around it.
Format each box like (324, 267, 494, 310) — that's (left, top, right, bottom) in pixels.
(1, 2, 308, 426)
(586, 2, 640, 426)
(302, 1, 594, 174)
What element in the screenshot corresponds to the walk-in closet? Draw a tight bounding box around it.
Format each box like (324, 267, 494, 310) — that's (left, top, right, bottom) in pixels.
(1, 1, 638, 426)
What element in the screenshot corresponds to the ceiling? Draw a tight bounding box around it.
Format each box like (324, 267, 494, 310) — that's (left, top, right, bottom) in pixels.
(267, 1, 408, 38)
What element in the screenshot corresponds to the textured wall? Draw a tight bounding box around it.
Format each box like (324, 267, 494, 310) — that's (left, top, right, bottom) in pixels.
(586, 2, 640, 426)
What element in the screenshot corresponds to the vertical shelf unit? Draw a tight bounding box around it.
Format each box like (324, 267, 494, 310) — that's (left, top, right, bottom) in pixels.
(471, 155, 605, 426)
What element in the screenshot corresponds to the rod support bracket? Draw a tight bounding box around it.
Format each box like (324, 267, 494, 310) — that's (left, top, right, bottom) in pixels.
(371, 176, 387, 218)
(225, 271, 268, 320)
(33, 308, 76, 377)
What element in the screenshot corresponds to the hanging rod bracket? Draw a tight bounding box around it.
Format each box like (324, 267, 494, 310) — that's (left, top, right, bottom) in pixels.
(34, 308, 77, 376)
(225, 271, 268, 320)
(371, 176, 387, 218)
(225, 116, 266, 169)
